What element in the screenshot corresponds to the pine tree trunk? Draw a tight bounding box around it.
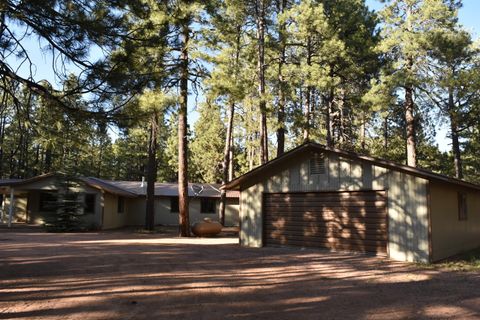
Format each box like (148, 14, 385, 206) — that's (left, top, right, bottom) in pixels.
(303, 86, 311, 141)
(276, 0, 287, 157)
(145, 113, 158, 231)
(257, 0, 268, 164)
(248, 138, 254, 170)
(219, 102, 235, 226)
(326, 93, 334, 147)
(405, 85, 417, 167)
(9, 149, 14, 178)
(97, 137, 104, 178)
(338, 103, 344, 146)
(33, 145, 40, 176)
(450, 118, 462, 179)
(404, 5, 417, 167)
(337, 89, 346, 146)
(0, 115, 4, 178)
(277, 90, 286, 155)
(228, 136, 234, 181)
(360, 112, 366, 152)
(303, 38, 313, 142)
(383, 115, 388, 150)
(448, 92, 463, 179)
(178, 23, 190, 237)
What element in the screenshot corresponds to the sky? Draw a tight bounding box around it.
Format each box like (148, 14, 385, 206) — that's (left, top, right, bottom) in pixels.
(7, 0, 480, 151)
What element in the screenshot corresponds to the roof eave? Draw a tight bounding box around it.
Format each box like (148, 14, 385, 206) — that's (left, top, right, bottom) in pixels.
(81, 177, 139, 198)
(222, 142, 480, 192)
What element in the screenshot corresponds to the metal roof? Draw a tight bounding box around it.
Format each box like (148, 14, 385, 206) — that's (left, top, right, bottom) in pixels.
(222, 142, 480, 192)
(0, 173, 56, 187)
(0, 174, 239, 198)
(97, 179, 239, 198)
(80, 177, 139, 198)
(0, 179, 23, 185)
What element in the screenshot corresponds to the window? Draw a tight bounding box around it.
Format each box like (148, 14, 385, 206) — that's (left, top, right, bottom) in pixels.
(170, 197, 179, 213)
(84, 194, 96, 214)
(39, 192, 57, 212)
(201, 198, 216, 214)
(309, 153, 326, 175)
(458, 192, 467, 221)
(117, 196, 125, 214)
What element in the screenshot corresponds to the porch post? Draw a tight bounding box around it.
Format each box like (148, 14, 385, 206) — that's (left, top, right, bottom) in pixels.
(8, 188, 14, 228)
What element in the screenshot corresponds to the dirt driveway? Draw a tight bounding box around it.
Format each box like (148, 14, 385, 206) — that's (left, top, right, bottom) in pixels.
(1, 230, 479, 320)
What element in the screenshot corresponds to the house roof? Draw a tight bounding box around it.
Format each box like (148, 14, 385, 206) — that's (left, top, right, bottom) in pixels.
(0, 173, 138, 198)
(80, 177, 139, 198)
(0, 178, 23, 185)
(222, 142, 480, 192)
(0, 173, 56, 187)
(93, 179, 239, 198)
(0, 174, 240, 198)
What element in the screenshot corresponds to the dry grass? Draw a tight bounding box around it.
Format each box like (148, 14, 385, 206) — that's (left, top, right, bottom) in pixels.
(437, 247, 480, 271)
(418, 247, 480, 272)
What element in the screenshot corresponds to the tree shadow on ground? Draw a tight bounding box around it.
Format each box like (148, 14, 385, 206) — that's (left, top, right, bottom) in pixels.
(1, 231, 480, 320)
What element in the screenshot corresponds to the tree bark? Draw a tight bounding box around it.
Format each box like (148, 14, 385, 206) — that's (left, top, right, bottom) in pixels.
(325, 92, 334, 147)
(219, 101, 235, 226)
(0, 115, 5, 178)
(337, 89, 346, 146)
(383, 115, 388, 150)
(178, 23, 190, 237)
(276, 0, 287, 156)
(404, 5, 417, 167)
(303, 38, 313, 142)
(360, 111, 366, 152)
(303, 86, 311, 141)
(405, 84, 417, 167)
(256, 0, 268, 164)
(248, 137, 255, 170)
(145, 112, 158, 231)
(33, 145, 39, 176)
(448, 91, 463, 179)
(228, 136, 234, 181)
(44, 147, 52, 173)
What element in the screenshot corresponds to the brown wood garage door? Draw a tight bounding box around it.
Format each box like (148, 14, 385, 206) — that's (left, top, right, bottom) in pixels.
(263, 191, 387, 255)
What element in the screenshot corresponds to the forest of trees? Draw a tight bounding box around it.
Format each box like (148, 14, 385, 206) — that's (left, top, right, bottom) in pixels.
(1, 0, 479, 233)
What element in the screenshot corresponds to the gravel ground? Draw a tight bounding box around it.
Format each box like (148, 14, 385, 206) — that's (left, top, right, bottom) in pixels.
(1, 229, 480, 320)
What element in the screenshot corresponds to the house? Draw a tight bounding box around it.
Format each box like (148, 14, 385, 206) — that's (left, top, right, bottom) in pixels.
(222, 142, 480, 263)
(0, 174, 240, 229)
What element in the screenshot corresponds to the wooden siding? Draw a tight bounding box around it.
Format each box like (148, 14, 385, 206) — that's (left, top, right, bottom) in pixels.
(102, 193, 129, 229)
(126, 197, 240, 227)
(430, 182, 480, 261)
(263, 191, 387, 254)
(239, 150, 431, 262)
(387, 171, 429, 262)
(240, 183, 264, 247)
(2, 177, 103, 227)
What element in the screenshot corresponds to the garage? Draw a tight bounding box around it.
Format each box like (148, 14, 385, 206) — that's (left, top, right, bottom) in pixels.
(225, 142, 480, 263)
(263, 191, 387, 255)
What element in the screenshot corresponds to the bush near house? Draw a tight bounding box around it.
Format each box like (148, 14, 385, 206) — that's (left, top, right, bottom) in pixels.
(43, 177, 90, 232)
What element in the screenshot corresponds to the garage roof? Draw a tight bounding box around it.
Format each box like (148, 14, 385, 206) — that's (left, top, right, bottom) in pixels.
(222, 142, 480, 192)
